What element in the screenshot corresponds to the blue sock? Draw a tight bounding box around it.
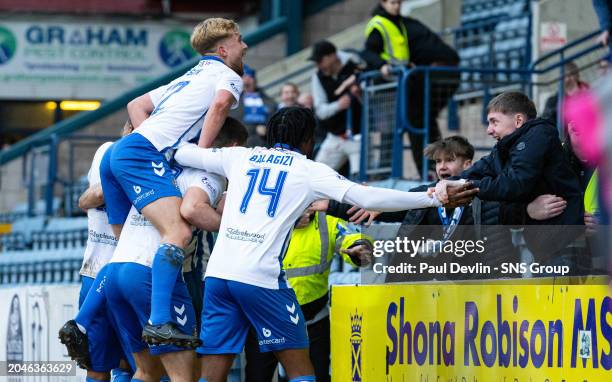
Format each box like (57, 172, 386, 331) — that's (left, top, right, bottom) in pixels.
(76, 272, 107, 332)
(289, 377, 316, 382)
(150, 243, 185, 325)
(86, 377, 108, 382)
(198, 379, 209, 382)
(110, 369, 131, 382)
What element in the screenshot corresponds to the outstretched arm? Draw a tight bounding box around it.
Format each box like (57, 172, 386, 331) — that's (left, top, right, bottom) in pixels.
(311, 162, 477, 212)
(342, 184, 441, 211)
(174, 144, 230, 177)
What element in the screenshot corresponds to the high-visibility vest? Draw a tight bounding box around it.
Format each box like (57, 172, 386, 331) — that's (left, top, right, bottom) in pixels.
(283, 212, 372, 306)
(365, 15, 410, 65)
(584, 169, 599, 214)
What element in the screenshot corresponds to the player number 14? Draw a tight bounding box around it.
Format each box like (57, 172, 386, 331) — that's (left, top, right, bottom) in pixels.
(240, 168, 288, 217)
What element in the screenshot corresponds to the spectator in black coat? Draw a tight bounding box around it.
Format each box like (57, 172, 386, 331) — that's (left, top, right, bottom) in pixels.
(310, 40, 365, 177)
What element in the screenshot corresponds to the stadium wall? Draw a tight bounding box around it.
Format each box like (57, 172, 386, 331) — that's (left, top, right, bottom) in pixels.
(0, 284, 85, 379)
(533, 0, 600, 59)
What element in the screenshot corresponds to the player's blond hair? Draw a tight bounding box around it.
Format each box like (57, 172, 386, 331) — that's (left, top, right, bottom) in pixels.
(190, 18, 240, 55)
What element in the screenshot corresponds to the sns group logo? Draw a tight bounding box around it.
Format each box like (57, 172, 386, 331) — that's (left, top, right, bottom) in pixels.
(0, 26, 17, 65)
(159, 29, 196, 68)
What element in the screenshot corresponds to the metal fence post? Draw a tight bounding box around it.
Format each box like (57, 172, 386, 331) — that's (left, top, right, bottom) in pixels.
(391, 74, 404, 179)
(359, 78, 370, 182)
(422, 69, 431, 180)
(556, 52, 566, 137)
(46, 134, 59, 217)
(28, 151, 36, 217)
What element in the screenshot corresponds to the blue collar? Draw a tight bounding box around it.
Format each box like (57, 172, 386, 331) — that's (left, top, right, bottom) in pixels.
(273, 143, 301, 154)
(200, 55, 224, 64)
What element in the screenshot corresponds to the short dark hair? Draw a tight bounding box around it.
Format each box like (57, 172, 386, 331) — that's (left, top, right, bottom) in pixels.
(213, 116, 248, 148)
(424, 136, 474, 161)
(308, 40, 336, 63)
(266, 107, 316, 149)
(487, 91, 537, 120)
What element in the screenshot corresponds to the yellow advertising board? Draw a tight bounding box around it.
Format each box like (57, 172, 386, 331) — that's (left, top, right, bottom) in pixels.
(330, 278, 611, 381)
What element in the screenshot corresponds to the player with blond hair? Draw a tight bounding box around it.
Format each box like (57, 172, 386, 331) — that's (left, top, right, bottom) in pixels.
(99, 17, 247, 348)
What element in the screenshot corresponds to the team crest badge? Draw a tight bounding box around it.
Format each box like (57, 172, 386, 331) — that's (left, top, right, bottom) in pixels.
(350, 310, 363, 381)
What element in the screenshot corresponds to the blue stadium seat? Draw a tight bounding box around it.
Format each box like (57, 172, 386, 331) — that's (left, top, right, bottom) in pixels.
(30, 217, 88, 250)
(0, 216, 46, 251)
(0, 248, 83, 285)
(0, 211, 28, 224)
(45, 216, 88, 231)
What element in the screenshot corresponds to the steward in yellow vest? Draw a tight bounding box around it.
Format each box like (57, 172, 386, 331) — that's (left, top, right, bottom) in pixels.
(284, 211, 373, 307)
(362, 0, 459, 73)
(362, 1, 460, 178)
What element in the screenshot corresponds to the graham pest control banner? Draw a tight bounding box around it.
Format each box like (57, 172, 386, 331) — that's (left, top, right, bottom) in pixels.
(0, 20, 196, 100)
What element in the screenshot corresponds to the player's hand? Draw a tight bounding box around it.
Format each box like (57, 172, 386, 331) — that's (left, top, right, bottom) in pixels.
(584, 212, 599, 236)
(295, 211, 313, 229)
(308, 199, 329, 212)
(380, 64, 392, 78)
(347, 206, 379, 226)
(526, 194, 566, 221)
(337, 94, 351, 110)
(436, 180, 478, 208)
(342, 244, 373, 266)
(334, 74, 357, 96)
(435, 179, 471, 203)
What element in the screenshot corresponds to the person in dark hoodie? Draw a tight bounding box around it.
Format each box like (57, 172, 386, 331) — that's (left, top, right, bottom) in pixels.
(362, 0, 460, 178)
(435, 92, 585, 268)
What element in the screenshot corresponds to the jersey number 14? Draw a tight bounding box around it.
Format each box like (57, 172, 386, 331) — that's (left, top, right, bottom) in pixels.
(240, 168, 288, 217)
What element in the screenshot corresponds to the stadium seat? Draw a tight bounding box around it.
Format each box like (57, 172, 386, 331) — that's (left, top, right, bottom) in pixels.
(0, 248, 83, 285)
(27, 217, 89, 251)
(0, 216, 46, 251)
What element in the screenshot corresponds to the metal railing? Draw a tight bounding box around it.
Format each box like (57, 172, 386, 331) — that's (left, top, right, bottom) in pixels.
(529, 29, 611, 134)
